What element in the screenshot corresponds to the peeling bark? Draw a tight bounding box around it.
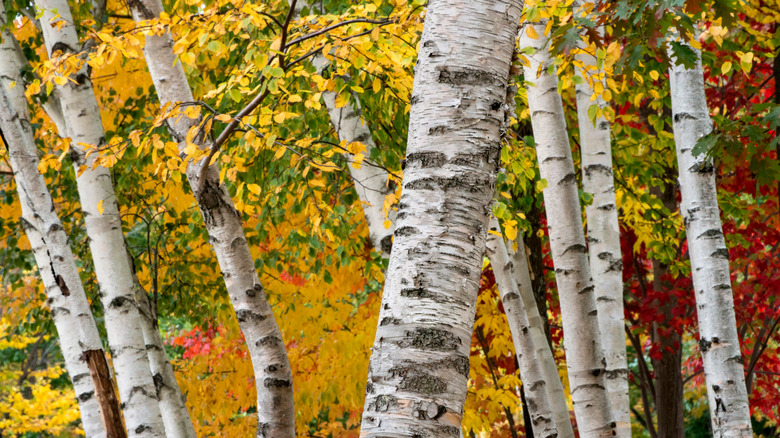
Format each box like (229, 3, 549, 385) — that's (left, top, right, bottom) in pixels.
(571, 3, 630, 434)
(520, 21, 616, 437)
(84, 350, 127, 438)
(127, 0, 295, 435)
(359, 1, 523, 435)
(668, 33, 752, 437)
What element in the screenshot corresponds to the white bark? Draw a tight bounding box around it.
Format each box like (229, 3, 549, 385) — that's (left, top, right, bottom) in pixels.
(505, 238, 574, 438)
(130, 259, 197, 438)
(668, 33, 752, 437)
(485, 216, 556, 438)
(0, 63, 107, 438)
(36, 1, 169, 435)
(360, 0, 523, 435)
(519, 22, 615, 437)
(571, 4, 631, 434)
(127, 0, 295, 435)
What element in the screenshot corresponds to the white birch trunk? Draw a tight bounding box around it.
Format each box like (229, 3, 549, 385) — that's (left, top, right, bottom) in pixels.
(128, 0, 295, 435)
(667, 33, 752, 437)
(571, 4, 631, 434)
(360, 0, 523, 435)
(519, 21, 616, 437)
(36, 1, 170, 435)
(130, 261, 197, 438)
(505, 238, 574, 438)
(485, 216, 556, 438)
(0, 67, 107, 438)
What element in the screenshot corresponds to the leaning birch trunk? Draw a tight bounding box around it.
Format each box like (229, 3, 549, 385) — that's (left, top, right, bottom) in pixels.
(571, 2, 631, 434)
(35, 1, 183, 435)
(0, 79, 106, 438)
(128, 0, 295, 435)
(520, 21, 616, 437)
(506, 238, 574, 437)
(485, 216, 556, 438)
(359, 0, 523, 435)
(668, 32, 752, 437)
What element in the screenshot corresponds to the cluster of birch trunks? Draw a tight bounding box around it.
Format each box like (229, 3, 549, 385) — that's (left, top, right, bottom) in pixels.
(0, 0, 755, 436)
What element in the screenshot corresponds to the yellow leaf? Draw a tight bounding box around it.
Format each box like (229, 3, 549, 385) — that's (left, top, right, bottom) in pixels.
(372, 78, 381, 93)
(721, 61, 732, 75)
(215, 114, 232, 122)
(526, 25, 538, 39)
(649, 70, 659, 80)
(247, 183, 261, 195)
(53, 76, 68, 86)
(288, 94, 302, 103)
(97, 200, 104, 215)
(273, 112, 286, 123)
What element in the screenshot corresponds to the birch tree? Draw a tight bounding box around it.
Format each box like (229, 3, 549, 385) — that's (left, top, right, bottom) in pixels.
(506, 236, 574, 437)
(519, 21, 616, 436)
(571, 1, 630, 434)
(128, 0, 295, 435)
(360, 0, 523, 435)
(34, 0, 202, 433)
(0, 27, 107, 438)
(485, 215, 557, 438)
(668, 32, 752, 437)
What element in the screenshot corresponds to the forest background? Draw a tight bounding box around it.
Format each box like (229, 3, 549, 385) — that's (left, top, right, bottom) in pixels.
(0, 0, 778, 436)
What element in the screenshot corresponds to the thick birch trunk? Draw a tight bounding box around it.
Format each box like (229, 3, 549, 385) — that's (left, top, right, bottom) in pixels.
(668, 34, 752, 437)
(128, 0, 295, 435)
(519, 22, 616, 437)
(34, 1, 189, 435)
(359, 0, 523, 435)
(571, 6, 631, 434)
(0, 81, 107, 438)
(485, 216, 556, 438)
(505, 238, 574, 437)
(0, 16, 107, 437)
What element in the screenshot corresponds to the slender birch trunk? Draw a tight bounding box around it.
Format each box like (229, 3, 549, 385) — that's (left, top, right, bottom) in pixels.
(0, 67, 107, 438)
(127, 0, 295, 435)
(34, 0, 185, 435)
(668, 32, 752, 437)
(485, 216, 556, 438)
(571, 2, 631, 434)
(0, 15, 107, 437)
(505, 238, 574, 437)
(359, 0, 523, 435)
(520, 21, 616, 437)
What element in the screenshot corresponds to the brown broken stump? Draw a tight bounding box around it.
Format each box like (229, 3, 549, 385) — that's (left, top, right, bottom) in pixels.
(83, 349, 127, 438)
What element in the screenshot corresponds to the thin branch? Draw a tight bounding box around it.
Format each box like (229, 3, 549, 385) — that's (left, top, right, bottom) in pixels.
(283, 18, 392, 50)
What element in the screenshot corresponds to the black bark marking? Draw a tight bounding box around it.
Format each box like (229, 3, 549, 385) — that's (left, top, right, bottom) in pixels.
(152, 373, 164, 393)
(710, 248, 730, 259)
(562, 243, 588, 256)
(367, 394, 398, 412)
(697, 229, 722, 239)
(127, 0, 156, 20)
(438, 66, 504, 87)
(245, 283, 263, 298)
(404, 327, 461, 351)
(263, 378, 291, 388)
(50, 41, 75, 55)
(255, 336, 282, 348)
(109, 295, 134, 310)
(236, 309, 267, 324)
(380, 235, 393, 254)
(699, 338, 712, 353)
(558, 172, 577, 186)
(380, 317, 401, 326)
(673, 112, 697, 122)
(406, 151, 447, 168)
(78, 390, 95, 402)
(584, 164, 612, 177)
